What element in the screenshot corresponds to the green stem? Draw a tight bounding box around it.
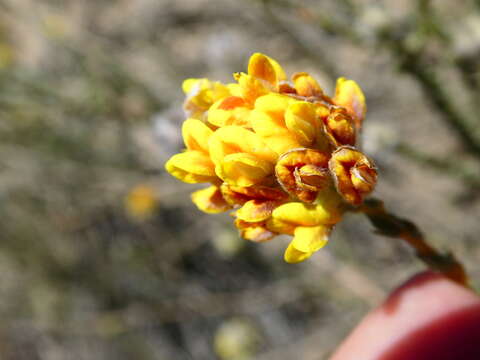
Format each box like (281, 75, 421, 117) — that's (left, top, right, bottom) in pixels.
(358, 198, 469, 286)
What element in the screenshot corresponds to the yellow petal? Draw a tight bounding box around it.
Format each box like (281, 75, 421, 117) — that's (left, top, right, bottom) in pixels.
(284, 242, 312, 263)
(183, 79, 231, 120)
(227, 83, 243, 97)
(211, 81, 231, 100)
(165, 151, 217, 183)
(185, 80, 214, 109)
(191, 186, 231, 214)
(242, 228, 275, 242)
(208, 126, 277, 165)
(333, 77, 366, 128)
(284, 225, 330, 263)
(272, 201, 341, 226)
(182, 118, 213, 152)
(254, 93, 293, 120)
(215, 152, 274, 186)
(292, 72, 324, 97)
(182, 78, 204, 94)
(285, 101, 317, 146)
(208, 97, 251, 127)
(315, 103, 330, 119)
(221, 184, 288, 206)
(235, 73, 271, 104)
(236, 200, 278, 222)
(314, 186, 346, 212)
(290, 225, 330, 253)
(263, 135, 302, 155)
(250, 109, 300, 154)
(236, 221, 276, 242)
(250, 109, 288, 137)
(265, 217, 296, 235)
(248, 53, 286, 86)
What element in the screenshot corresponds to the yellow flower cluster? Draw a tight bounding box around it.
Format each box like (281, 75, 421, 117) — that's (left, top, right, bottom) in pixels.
(165, 53, 377, 263)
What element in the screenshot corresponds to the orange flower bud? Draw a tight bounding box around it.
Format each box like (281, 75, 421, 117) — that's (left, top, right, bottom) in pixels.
(275, 148, 330, 203)
(221, 184, 288, 207)
(333, 77, 366, 129)
(329, 146, 377, 205)
(247, 53, 286, 88)
(234, 219, 276, 242)
(325, 108, 356, 146)
(191, 185, 231, 214)
(236, 199, 279, 222)
(292, 72, 324, 98)
(293, 164, 330, 192)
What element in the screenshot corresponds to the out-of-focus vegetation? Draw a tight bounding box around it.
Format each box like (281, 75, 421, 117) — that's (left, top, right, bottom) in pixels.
(0, 0, 479, 359)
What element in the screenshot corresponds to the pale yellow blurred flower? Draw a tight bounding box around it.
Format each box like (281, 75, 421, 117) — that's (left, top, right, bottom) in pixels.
(0, 43, 14, 69)
(214, 318, 261, 360)
(124, 184, 158, 221)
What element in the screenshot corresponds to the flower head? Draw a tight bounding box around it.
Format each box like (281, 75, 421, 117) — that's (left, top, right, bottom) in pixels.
(165, 53, 377, 263)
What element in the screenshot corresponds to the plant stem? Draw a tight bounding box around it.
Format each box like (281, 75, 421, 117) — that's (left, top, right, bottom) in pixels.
(358, 198, 469, 286)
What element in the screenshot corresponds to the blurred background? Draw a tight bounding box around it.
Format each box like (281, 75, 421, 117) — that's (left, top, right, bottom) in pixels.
(0, 0, 480, 359)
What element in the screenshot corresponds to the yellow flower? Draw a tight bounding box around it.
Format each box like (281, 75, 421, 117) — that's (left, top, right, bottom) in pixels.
(124, 184, 158, 221)
(333, 77, 367, 128)
(182, 78, 231, 120)
(165, 119, 219, 184)
(0, 43, 14, 69)
(191, 185, 231, 214)
(284, 225, 331, 263)
(165, 53, 377, 263)
(214, 318, 261, 360)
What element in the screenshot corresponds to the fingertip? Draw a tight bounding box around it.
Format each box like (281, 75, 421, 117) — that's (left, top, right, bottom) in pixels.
(330, 271, 480, 360)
